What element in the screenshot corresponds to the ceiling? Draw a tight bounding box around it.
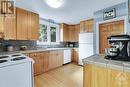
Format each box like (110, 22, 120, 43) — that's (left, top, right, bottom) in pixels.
(15, 0, 125, 24)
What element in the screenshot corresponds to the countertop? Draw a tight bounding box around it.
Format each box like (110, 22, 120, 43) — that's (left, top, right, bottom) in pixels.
(0, 47, 77, 55)
(82, 54, 130, 72)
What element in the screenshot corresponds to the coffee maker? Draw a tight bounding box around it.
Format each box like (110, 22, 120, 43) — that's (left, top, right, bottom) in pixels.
(105, 34, 130, 61)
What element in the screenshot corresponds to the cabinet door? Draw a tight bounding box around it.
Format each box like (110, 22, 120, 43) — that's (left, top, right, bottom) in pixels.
(122, 72, 130, 87)
(4, 17, 16, 40)
(16, 8, 28, 40)
(60, 23, 69, 42)
(29, 53, 43, 76)
(49, 51, 58, 69)
(57, 50, 63, 67)
(91, 65, 108, 87)
(28, 12, 39, 40)
(72, 48, 79, 63)
(84, 64, 92, 87)
(109, 69, 123, 87)
(41, 52, 50, 72)
(75, 24, 80, 42)
(68, 25, 75, 42)
(0, 17, 4, 38)
(80, 21, 85, 33)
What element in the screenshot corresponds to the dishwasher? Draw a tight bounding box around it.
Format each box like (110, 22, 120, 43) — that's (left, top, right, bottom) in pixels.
(63, 49, 71, 64)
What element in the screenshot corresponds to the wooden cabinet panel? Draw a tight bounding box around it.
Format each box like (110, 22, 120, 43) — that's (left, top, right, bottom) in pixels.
(57, 50, 63, 66)
(75, 24, 80, 41)
(16, 8, 39, 40)
(84, 64, 130, 87)
(49, 51, 58, 70)
(40, 52, 50, 72)
(0, 7, 39, 40)
(29, 53, 44, 76)
(80, 21, 85, 33)
(72, 48, 79, 63)
(28, 12, 39, 40)
(122, 72, 130, 87)
(29, 51, 63, 75)
(0, 17, 4, 38)
(4, 17, 16, 40)
(99, 20, 124, 54)
(110, 69, 123, 87)
(80, 19, 94, 33)
(49, 51, 63, 70)
(84, 64, 92, 87)
(16, 8, 28, 40)
(60, 23, 79, 42)
(60, 23, 69, 42)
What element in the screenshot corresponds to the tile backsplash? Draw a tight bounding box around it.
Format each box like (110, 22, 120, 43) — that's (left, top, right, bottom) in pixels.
(0, 40, 37, 51)
(0, 40, 79, 52)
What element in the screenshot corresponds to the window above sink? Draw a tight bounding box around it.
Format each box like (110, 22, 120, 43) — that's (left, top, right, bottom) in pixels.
(37, 19, 60, 45)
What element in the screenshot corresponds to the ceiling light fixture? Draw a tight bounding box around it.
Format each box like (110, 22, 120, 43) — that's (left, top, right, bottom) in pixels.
(46, 0, 63, 8)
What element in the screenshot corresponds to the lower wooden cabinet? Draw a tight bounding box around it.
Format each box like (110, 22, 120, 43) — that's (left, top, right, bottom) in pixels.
(72, 48, 79, 63)
(40, 52, 50, 73)
(49, 51, 63, 70)
(84, 64, 130, 87)
(29, 53, 44, 76)
(29, 50, 64, 76)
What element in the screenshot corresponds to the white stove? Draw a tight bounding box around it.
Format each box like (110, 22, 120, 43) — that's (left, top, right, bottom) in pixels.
(0, 53, 33, 67)
(0, 53, 34, 87)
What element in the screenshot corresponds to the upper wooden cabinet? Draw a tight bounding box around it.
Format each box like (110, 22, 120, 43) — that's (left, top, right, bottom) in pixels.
(60, 23, 69, 42)
(60, 23, 80, 42)
(0, 15, 16, 40)
(0, 7, 39, 40)
(4, 17, 16, 40)
(28, 12, 39, 40)
(16, 8, 39, 40)
(80, 19, 94, 33)
(16, 8, 28, 40)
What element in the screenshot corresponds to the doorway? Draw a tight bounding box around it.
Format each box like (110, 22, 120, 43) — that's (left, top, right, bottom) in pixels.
(99, 20, 124, 54)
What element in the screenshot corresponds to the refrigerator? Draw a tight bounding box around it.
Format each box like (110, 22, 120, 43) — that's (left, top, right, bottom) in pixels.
(79, 33, 94, 65)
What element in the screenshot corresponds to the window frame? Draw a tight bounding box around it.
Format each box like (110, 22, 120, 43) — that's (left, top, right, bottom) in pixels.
(37, 20, 60, 45)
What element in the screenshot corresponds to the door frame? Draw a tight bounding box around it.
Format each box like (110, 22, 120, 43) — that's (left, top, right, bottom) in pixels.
(96, 16, 127, 54)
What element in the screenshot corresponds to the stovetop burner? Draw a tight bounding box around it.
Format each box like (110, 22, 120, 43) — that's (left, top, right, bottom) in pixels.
(0, 60, 8, 63)
(11, 54, 21, 57)
(11, 57, 26, 61)
(0, 56, 9, 59)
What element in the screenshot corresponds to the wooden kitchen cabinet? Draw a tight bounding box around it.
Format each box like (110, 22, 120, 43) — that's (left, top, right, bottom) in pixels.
(40, 52, 50, 72)
(109, 69, 123, 87)
(83, 64, 92, 87)
(0, 17, 4, 38)
(68, 25, 76, 42)
(57, 50, 64, 66)
(60, 23, 80, 42)
(72, 48, 79, 63)
(29, 53, 44, 76)
(0, 16, 16, 39)
(0, 7, 39, 40)
(122, 72, 130, 87)
(16, 7, 39, 40)
(4, 17, 16, 40)
(16, 8, 28, 40)
(75, 24, 80, 41)
(80, 19, 94, 33)
(29, 50, 63, 76)
(49, 50, 63, 70)
(99, 20, 124, 54)
(28, 12, 39, 40)
(84, 64, 130, 87)
(60, 23, 69, 42)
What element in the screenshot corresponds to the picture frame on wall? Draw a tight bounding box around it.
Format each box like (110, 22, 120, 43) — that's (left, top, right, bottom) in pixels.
(103, 8, 116, 20)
